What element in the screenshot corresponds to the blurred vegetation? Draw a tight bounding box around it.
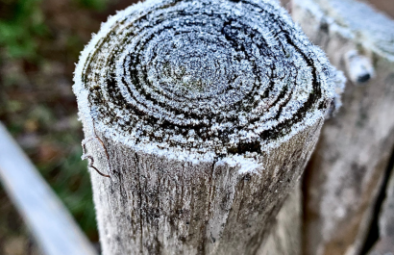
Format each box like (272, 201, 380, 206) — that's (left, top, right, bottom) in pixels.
(0, 0, 46, 60)
(0, 0, 122, 253)
(0, 0, 109, 60)
(74, 0, 109, 11)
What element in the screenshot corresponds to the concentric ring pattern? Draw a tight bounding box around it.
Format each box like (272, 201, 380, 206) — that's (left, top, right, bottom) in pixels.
(75, 0, 341, 156)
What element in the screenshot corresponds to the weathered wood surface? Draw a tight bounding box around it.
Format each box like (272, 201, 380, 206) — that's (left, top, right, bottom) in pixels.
(358, 0, 394, 19)
(257, 3, 302, 255)
(257, 183, 301, 255)
(378, 168, 394, 246)
(367, 167, 394, 255)
(292, 0, 394, 254)
(73, 0, 343, 254)
(0, 122, 97, 255)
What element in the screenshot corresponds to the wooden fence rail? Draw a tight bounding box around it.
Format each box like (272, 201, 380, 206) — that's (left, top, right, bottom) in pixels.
(0, 122, 97, 255)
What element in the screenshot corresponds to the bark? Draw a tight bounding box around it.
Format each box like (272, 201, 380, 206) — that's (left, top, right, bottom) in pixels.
(73, 0, 343, 254)
(292, 1, 394, 254)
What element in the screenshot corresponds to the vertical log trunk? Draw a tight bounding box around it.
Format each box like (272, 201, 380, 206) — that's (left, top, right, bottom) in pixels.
(258, 3, 302, 255)
(73, 0, 343, 254)
(292, 0, 394, 254)
(256, 183, 302, 255)
(368, 167, 394, 255)
(378, 168, 394, 246)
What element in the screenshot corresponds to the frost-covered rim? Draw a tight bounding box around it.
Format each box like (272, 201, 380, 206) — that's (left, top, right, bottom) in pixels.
(73, 0, 344, 161)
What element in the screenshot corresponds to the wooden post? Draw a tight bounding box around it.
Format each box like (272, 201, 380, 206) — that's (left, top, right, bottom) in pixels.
(292, 0, 394, 254)
(368, 167, 394, 255)
(73, 0, 343, 254)
(256, 183, 302, 255)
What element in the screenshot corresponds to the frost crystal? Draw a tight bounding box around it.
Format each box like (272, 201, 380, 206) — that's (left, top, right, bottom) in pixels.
(74, 0, 344, 159)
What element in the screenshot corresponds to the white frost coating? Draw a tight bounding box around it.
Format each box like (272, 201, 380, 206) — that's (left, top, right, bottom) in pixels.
(73, 0, 343, 167)
(218, 155, 263, 175)
(73, 1, 346, 254)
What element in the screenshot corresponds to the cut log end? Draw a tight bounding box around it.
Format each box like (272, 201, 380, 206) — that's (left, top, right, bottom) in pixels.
(74, 0, 342, 160)
(73, 0, 344, 254)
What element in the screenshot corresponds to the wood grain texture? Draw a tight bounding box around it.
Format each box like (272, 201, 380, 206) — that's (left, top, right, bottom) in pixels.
(378, 168, 394, 241)
(257, 183, 301, 255)
(88, 126, 319, 255)
(292, 1, 394, 254)
(367, 168, 394, 255)
(73, 0, 343, 254)
(0, 123, 97, 255)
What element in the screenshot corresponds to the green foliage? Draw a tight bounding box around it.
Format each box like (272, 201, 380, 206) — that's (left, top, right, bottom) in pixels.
(73, 0, 108, 11)
(0, 0, 47, 60)
(0, 0, 101, 241)
(39, 145, 97, 239)
(56, 148, 96, 238)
